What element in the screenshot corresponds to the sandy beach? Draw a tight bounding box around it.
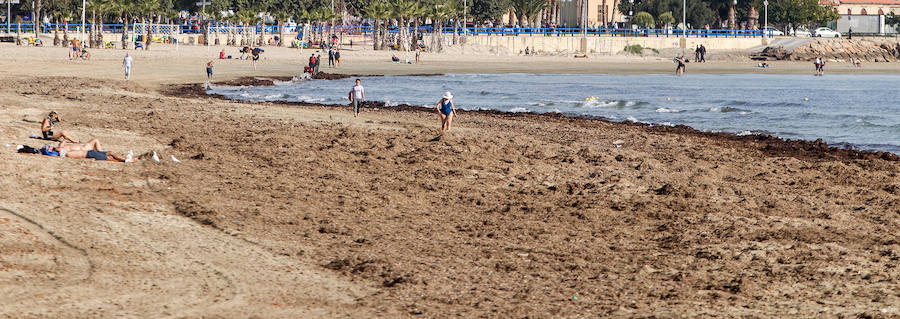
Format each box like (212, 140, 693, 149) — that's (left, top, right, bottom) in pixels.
(2, 43, 899, 317)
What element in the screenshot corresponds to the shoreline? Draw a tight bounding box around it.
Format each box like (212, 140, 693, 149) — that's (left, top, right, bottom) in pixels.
(171, 74, 899, 162)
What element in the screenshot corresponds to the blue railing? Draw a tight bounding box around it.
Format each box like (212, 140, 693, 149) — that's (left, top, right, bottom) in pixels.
(0, 23, 772, 38)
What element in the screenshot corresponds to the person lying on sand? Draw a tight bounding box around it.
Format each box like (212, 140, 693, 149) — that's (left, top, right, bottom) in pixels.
(44, 143, 133, 162)
(40, 111, 78, 142)
(55, 138, 105, 152)
(45, 138, 134, 162)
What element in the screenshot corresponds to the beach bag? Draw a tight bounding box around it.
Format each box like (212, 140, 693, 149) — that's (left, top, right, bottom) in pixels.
(17, 145, 39, 154)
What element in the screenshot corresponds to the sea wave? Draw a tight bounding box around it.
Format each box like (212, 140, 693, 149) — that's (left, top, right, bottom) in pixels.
(581, 99, 647, 109)
(708, 106, 750, 113)
(655, 107, 683, 113)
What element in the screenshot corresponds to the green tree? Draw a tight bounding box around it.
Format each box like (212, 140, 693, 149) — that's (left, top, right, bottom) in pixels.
(632, 11, 654, 28)
(510, 0, 547, 28)
(470, 0, 510, 24)
(363, 1, 389, 50)
(657, 11, 675, 28)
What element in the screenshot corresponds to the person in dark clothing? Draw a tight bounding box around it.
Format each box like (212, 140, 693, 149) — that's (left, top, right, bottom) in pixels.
(700, 45, 707, 63)
(328, 49, 335, 67)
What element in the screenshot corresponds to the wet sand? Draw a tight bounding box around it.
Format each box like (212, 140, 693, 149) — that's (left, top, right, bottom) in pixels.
(1, 43, 899, 317)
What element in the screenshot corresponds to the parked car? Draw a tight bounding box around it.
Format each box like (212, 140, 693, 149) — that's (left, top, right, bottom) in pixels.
(764, 27, 785, 36)
(813, 27, 841, 38)
(793, 27, 812, 37)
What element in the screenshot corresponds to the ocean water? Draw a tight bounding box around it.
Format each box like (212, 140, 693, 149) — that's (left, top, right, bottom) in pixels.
(209, 73, 900, 153)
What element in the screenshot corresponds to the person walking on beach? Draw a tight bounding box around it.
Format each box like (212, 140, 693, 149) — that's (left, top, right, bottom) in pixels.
(415, 47, 421, 63)
(694, 45, 701, 62)
(699, 44, 707, 63)
(123, 53, 133, 80)
(328, 49, 335, 68)
(436, 91, 457, 133)
(349, 79, 365, 118)
(674, 56, 686, 76)
(206, 61, 214, 82)
(335, 50, 341, 67)
(814, 57, 825, 76)
(309, 53, 317, 74)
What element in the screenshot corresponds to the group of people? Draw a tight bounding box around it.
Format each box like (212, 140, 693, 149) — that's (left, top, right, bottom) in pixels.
(694, 45, 708, 63)
(26, 111, 134, 163)
(68, 40, 90, 60)
(347, 79, 457, 134)
(814, 57, 826, 76)
(307, 52, 322, 74)
(327, 48, 342, 68)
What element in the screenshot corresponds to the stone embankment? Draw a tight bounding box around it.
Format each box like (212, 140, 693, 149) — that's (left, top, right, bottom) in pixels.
(752, 38, 900, 62)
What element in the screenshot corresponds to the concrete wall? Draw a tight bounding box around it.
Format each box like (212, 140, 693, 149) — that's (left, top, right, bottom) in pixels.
(836, 15, 898, 34)
(466, 35, 767, 54)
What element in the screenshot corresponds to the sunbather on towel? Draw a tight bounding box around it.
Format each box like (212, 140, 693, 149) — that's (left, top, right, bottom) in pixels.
(56, 139, 104, 152)
(41, 111, 79, 142)
(44, 143, 132, 162)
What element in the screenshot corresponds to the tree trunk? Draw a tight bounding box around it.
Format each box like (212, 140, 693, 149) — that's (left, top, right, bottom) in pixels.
(437, 19, 443, 52)
(258, 22, 264, 46)
(279, 22, 285, 46)
(34, 0, 42, 38)
(121, 15, 128, 49)
(53, 18, 60, 46)
(16, 22, 21, 45)
(728, 6, 736, 30)
(413, 18, 419, 50)
(146, 18, 152, 50)
(453, 18, 459, 45)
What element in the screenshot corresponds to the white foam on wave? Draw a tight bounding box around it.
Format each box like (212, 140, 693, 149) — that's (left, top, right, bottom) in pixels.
(655, 107, 683, 113)
(509, 107, 529, 113)
(626, 116, 639, 122)
(737, 130, 753, 136)
(295, 95, 325, 103)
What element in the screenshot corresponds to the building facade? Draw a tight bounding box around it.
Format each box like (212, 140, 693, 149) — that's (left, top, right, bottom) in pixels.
(826, 0, 900, 33)
(558, 0, 624, 28)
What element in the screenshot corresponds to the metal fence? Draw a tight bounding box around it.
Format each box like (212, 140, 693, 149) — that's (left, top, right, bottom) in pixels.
(0, 23, 773, 38)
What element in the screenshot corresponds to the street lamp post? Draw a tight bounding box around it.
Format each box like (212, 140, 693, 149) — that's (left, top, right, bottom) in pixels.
(763, 0, 768, 37)
(80, 0, 85, 43)
(682, 0, 686, 37)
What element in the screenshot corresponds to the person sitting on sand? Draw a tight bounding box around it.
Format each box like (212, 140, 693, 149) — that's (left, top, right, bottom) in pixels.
(436, 91, 457, 134)
(40, 111, 78, 142)
(219, 49, 226, 59)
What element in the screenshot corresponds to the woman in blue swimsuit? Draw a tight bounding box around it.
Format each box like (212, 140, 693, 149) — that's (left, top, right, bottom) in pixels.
(435, 91, 456, 133)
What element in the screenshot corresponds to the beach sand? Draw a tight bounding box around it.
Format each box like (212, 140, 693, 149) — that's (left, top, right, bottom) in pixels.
(1, 43, 899, 317)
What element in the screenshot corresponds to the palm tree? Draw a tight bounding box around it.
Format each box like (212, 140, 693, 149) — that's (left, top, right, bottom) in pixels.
(408, 2, 428, 51)
(363, 2, 388, 50)
(110, 0, 135, 49)
(309, 7, 335, 47)
(511, 0, 548, 28)
(272, 11, 291, 47)
(429, 3, 452, 52)
(136, 0, 158, 50)
(388, 0, 416, 52)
